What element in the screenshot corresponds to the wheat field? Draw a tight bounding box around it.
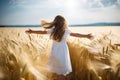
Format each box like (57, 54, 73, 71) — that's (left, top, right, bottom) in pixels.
(0, 26, 120, 80)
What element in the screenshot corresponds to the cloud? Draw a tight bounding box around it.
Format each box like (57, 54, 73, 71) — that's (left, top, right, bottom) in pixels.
(100, 0, 117, 6)
(9, 0, 61, 9)
(67, 8, 120, 24)
(8, 0, 120, 10)
(82, 0, 119, 9)
(1, 0, 120, 25)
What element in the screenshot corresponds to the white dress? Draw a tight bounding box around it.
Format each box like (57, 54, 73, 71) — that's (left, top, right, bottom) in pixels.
(47, 28, 72, 76)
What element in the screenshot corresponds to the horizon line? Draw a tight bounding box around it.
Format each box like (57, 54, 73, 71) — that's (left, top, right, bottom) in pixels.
(0, 22, 120, 26)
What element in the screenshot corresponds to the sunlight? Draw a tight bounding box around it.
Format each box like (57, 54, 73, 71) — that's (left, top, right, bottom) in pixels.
(62, 0, 88, 24)
(65, 0, 78, 9)
(63, 0, 79, 21)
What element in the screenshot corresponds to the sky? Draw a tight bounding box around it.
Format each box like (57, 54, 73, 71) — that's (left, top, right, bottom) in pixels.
(0, 0, 120, 25)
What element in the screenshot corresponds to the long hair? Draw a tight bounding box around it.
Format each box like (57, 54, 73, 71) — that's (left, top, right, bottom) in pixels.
(43, 15, 68, 42)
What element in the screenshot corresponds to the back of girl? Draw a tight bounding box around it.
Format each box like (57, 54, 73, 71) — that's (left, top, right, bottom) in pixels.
(43, 15, 72, 80)
(25, 15, 93, 80)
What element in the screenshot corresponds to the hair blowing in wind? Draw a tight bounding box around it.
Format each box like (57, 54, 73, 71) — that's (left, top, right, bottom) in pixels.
(43, 15, 67, 42)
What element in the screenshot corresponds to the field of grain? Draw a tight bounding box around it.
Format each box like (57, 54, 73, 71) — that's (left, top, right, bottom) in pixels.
(0, 26, 120, 80)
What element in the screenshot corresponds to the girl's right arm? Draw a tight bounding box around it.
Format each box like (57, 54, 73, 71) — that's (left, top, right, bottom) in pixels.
(25, 29, 47, 34)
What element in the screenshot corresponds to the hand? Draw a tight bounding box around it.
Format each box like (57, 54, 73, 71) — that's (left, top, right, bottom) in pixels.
(87, 33, 94, 40)
(41, 20, 47, 26)
(25, 29, 32, 34)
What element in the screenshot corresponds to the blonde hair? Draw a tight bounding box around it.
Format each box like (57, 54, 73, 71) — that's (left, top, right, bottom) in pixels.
(43, 15, 68, 42)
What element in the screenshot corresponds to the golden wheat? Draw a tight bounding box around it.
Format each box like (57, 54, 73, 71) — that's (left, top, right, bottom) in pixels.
(0, 27, 120, 80)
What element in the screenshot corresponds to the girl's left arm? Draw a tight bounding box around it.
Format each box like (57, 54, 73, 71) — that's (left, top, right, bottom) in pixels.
(25, 29, 47, 34)
(70, 33, 94, 39)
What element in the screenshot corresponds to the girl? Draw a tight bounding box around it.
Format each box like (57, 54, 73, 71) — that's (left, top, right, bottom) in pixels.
(25, 15, 93, 80)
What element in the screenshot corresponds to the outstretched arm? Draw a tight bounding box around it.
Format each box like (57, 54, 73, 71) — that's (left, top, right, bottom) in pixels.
(25, 29, 47, 34)
(70, 33, 94, 39)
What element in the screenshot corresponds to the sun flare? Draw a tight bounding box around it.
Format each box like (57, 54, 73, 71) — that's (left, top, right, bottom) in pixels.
(65, 0, 77, 9)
